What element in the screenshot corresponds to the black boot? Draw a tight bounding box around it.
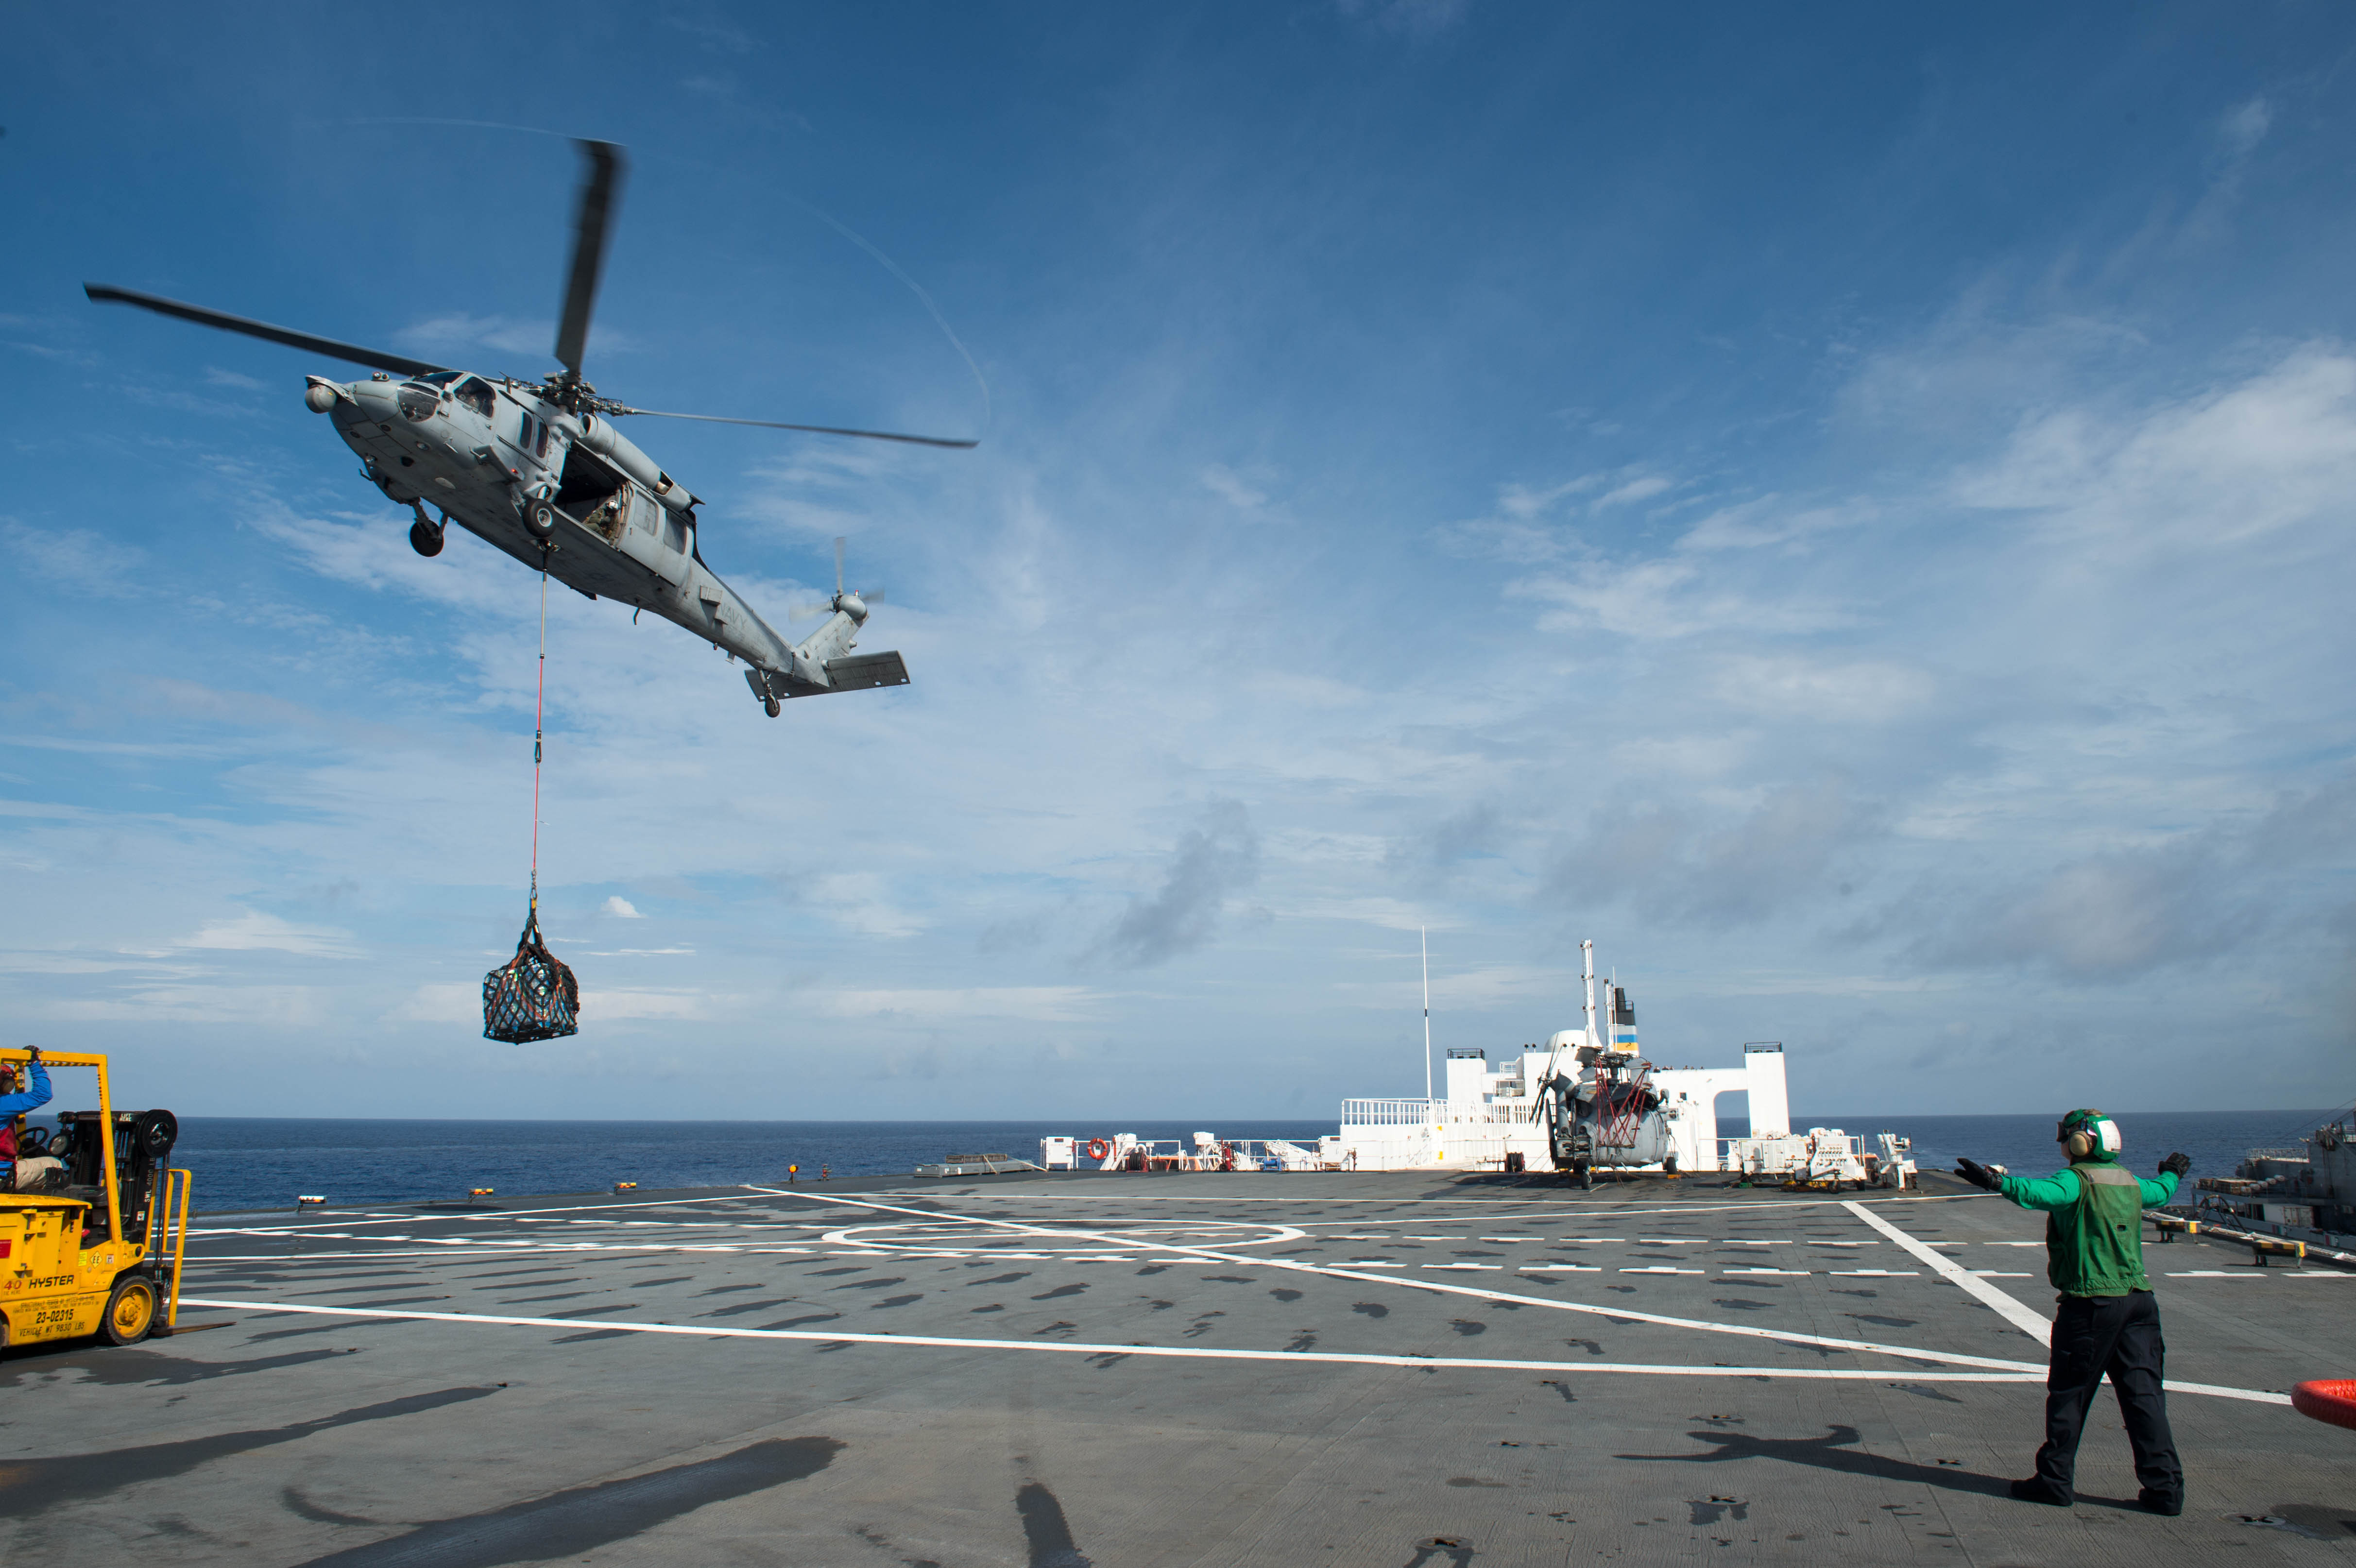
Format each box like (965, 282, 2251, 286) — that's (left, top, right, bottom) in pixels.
(2137, 1489, 2183, 1516)
(2008, 1478, 2072, 1507)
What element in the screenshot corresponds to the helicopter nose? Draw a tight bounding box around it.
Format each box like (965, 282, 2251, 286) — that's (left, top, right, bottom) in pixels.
(304, 376, 344, 413)
(348, 378, 401, 421)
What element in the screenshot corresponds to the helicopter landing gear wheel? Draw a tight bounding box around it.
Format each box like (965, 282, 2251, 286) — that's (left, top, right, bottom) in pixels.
(1577, 1163, 1593, 1190)
(524, 499, 556, 541)
(409, 519, 444, 557)
(102, 1275, 157, 1346)
(1664, 1154, 1678, 1176)
(764, 697, 781, 717)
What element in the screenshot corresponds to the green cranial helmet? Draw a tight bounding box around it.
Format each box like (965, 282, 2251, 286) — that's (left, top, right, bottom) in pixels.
(2057, 1108, 2123, 1159)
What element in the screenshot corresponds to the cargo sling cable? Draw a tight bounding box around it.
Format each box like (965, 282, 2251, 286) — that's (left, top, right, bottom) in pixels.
(483, 558, 580, 1042)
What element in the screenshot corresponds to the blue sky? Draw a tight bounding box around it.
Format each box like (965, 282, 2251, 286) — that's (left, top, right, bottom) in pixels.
(5, 3, 2355, 1121)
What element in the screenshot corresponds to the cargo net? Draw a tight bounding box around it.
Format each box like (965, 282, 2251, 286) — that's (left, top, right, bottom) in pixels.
(482, 906, 579, 1043)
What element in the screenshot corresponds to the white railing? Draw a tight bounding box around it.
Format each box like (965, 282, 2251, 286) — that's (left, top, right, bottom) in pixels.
(1341, 1098, 1439, 1127)
(1341, 1099, 1547, 1128)
(1451, 1103, 1545, 1126)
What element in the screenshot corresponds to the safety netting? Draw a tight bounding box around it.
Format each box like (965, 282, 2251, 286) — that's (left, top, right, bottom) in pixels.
(483, 904, 579, 1043)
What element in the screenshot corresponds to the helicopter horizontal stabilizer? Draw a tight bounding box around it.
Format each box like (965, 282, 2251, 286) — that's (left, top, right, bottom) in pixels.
(745, 651, 911, 706)
(819, 651, 911, 693)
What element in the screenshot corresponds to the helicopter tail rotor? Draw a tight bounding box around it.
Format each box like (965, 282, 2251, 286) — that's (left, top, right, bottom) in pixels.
(791, 537, 886, 619)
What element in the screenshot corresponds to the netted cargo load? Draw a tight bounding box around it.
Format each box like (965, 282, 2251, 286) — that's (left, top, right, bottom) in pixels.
(483, 905, 579, 1043)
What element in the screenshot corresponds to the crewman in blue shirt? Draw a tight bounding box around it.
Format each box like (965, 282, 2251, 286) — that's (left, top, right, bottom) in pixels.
(1960, 1110, 2192, 1515)
(0, 1048, 53, 1189)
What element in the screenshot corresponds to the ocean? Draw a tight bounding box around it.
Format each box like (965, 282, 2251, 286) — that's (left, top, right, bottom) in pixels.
(42, 1105, 2341, 1215)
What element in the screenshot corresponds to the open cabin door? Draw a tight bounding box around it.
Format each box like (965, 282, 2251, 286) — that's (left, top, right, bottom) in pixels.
(613, 488, 687, 586)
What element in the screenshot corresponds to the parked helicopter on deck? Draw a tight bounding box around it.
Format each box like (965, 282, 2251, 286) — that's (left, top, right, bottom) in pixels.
(85, 140, 973, 718)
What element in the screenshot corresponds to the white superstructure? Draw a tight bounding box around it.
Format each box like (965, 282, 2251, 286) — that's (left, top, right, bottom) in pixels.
(1329, 1035, 1794, 1174)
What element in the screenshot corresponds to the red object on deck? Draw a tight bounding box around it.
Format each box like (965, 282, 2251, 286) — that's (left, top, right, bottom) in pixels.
(2291, 1380, 2356, 1431)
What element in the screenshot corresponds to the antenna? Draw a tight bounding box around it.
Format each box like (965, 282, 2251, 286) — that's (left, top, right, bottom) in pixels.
(1421, 927, 1434, 1106)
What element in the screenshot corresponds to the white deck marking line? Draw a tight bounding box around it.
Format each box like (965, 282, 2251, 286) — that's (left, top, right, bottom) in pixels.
(744, 1188, 2051, 1374)
(1841, 1199, 2050, 1345)
(187, 1243, 839, 1263)
(169, 1297, 2292, 1405)
(904, 1193, 1982, 1217)
(188, 1191, 785, 1235)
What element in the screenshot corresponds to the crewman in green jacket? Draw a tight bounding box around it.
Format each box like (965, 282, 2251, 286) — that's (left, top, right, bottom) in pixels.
(1958, 1110, 2192, 1515)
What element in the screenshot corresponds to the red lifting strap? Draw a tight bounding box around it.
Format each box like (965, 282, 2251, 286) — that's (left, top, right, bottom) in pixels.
(482, 560, 581, 1044)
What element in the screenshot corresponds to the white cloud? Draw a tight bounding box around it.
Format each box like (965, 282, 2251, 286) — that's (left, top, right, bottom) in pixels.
(1201, 464, 1269, 509)
(1953, 346, 2356, 552)
(1592, 474, 1673, 511)
(1711, 654, 1936, 725)
(0, 522, 147, 595)
(2218, 96, 2272, 159)
(1511, 555, 1850, 639)
(178, 910, 359, 959)
(806, 873, 926, 939)
(602, 895, 643, 918)
(817, 987, 1108, 1024)
(45, 984, 334, 1026)
(394, 313, 566, 360)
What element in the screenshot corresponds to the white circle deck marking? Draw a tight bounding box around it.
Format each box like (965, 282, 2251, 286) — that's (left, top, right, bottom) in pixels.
(816, 1218, 1306, 1256)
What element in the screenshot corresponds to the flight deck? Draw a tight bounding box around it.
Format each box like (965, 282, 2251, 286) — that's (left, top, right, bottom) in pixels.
(5, 1170, 2350, 1565)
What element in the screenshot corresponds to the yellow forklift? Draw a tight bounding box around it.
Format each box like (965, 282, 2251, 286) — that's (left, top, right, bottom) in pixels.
(0, 1050, 190, 1348)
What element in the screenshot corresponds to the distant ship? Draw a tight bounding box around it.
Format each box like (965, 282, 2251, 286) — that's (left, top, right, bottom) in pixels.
(1037, 940, 1916, 1190)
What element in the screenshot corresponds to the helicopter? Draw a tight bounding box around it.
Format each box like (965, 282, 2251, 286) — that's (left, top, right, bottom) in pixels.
(84, 140, 974, 718)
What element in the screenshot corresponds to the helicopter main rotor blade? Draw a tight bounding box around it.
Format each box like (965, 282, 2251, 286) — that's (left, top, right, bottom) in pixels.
(610, 406, 978, 449)
(553, 140, 627, 380)
(83, 284, 455, 379)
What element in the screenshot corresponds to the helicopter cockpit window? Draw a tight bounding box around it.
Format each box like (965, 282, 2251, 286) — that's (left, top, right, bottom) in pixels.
(418, 371, 463, 386)
(452, 378, 495, 418)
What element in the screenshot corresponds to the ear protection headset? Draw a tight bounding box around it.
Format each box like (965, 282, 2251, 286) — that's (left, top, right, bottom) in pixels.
(2057, 1109, 2121, 1160)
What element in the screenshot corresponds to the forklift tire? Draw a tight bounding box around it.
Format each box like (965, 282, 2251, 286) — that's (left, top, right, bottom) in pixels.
(133, 1108, 178, 1160)
(102, 1276, 158, 1346)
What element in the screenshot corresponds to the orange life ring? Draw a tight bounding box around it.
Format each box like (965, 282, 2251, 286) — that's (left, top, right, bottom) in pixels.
(2293, 1380, 2356, 1431)
(1086, 1138, 1111, 1161)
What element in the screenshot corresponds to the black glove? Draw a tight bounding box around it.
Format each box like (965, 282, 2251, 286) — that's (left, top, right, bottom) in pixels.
(2159, 1151, 2191, 1178)
(23, 1046, 37, 1062)
(1956, 1157, 2004, 1192)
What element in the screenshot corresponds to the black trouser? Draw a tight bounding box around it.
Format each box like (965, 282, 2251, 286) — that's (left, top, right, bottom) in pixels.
(2032, 1289, 2182, 1500)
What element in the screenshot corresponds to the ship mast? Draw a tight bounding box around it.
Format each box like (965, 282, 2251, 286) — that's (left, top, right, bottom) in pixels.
(1421, 926, 1434, 1105)
(1582, 938, 1596, 1053)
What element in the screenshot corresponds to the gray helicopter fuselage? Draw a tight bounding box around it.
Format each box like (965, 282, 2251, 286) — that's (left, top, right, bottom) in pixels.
(318, 370, 881, 702)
